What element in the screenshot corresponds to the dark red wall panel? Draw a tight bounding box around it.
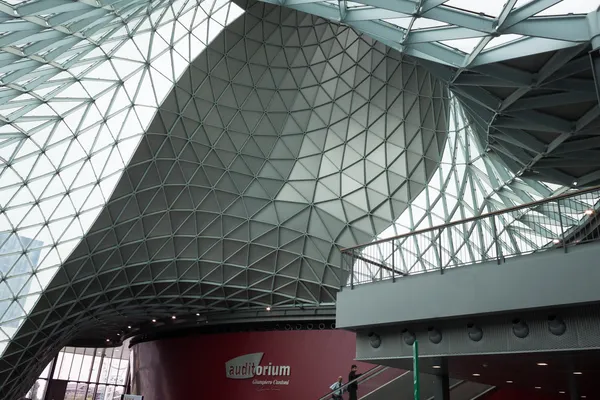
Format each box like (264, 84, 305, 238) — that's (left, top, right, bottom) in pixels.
(131, 330, 374, 400)
(485, 387, 563, 400)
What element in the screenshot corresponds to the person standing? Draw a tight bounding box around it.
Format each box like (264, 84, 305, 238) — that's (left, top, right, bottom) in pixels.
(347, 365, 362, 400)
(329, 376, 343, 400)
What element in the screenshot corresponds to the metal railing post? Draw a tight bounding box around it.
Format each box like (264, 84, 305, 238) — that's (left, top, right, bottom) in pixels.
(439, 227, 443, 274)
(350, 251, 355, 289)
(379, 246, 384, 281)
(491, 214, 502, 265)
(557, 200, 567, 253)
(338, 184, 600, 288)
(392, 240, 396, 283)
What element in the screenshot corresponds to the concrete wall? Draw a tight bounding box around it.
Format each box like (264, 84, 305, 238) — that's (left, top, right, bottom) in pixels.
(354, 304, 600, 359)
(337, 242, 600, 329)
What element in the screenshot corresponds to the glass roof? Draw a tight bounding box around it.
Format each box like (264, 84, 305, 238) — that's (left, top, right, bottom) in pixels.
(353, 95, 600, 280)
(381, 96, 562, 239)
(268, 0, 595, 67)
(0, 0, 243, 356)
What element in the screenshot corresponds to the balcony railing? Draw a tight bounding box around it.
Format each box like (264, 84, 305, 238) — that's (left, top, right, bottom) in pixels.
(341, 186, 600, 288)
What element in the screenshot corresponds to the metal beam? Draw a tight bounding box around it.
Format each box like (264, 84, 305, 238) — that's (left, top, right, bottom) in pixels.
(345, 8, 407, 22)
(491, 127, 546, 154)
(506, 15, 590, 42)
(453, 74, 522, 87)
(423, 6, 494, 33)
(509, 91, 597, 112)
(420, 0, 448, 14)
(405, 26, 487, 45)
(501, 0, 562, 29)
(494, 0, 517, 29)
(591, 49, 600, 107)
(471, 37, 583, 67)
(450, 85, 501, 112)
(507, 110, 573, 133)
(537, 45, 587, 83)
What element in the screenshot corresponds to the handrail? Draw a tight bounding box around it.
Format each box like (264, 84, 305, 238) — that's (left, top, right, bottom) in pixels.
(425, 379, 465, 400)
(360, 370, 411, 399)
(471, 386, 497, 399)
(341, 185, 600, 252)
(317, 365, 388, 400)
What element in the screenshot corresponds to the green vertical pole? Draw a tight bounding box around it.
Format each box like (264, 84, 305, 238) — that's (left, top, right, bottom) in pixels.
(413, 340, 420, 400)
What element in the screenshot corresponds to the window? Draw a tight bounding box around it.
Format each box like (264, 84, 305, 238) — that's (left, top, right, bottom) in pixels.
(25, 343, 130, 400)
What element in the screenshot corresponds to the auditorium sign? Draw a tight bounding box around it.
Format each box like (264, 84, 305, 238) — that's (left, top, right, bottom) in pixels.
(225, 353, 291, 387)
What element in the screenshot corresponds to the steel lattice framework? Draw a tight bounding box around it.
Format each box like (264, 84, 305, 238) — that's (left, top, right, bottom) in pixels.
(264, 0, 600, 186)
(0, 0, 598, 398)
(0, 0, 244, 397)
(45, 1, 447, 336)
(0, 1, 448, 397)
(262, 0, 594, 66)
(351, 98, 600, 281)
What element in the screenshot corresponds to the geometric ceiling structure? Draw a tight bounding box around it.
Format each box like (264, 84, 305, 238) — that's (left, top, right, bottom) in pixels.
(261, 0, 600, 186)
(258, 0, 595, 66)
(352, 95, 600, 281)
(0, 0, 449, 397)
(0, 0, 244, 396)
(429, 43, 600, 187)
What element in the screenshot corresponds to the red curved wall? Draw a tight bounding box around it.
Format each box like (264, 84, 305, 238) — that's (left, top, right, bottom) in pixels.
(130, 330, 373, 400)
(130, 330, 563, 400)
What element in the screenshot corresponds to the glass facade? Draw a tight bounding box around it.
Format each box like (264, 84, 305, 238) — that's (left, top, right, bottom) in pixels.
(0, 0, 244, 355)
(25, 344, 130, 400)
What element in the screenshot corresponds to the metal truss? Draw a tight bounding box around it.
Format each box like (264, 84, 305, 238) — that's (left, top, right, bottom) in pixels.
(0, 1, 450, 397)
(0, 0, 244, 397)
(266, 0, 600, 185)
(442, 45, 600, 187)
(260, 0, 595, 67)
(352, 97, 600, 281)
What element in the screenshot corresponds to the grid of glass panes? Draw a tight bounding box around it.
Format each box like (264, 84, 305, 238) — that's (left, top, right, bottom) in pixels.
(25, 344, 129, 400)
(24, 360, 52, 400)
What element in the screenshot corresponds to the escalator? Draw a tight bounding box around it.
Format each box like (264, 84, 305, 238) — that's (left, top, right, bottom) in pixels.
(361, 371, 495, 400)
(318, 366, 495, 400)
(317, 365, 403, 400)
(448, 380, 496, 399)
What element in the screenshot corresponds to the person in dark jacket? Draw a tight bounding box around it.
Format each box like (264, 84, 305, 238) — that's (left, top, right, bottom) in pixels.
(347, 365, 362, 400)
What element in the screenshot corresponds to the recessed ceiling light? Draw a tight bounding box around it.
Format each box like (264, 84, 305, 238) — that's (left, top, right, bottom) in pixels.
(196, 313, 200, 316)
(472, 373, 480, 377)
(432, 365, 441, 369)
(151, 319, 156, 323)
(581, 396, 587, 398)
(171, 315, 176, 319)
(553, 239, 560, 244)
(574, 372, 583, 375)
(535, 387, 541, 390)
(127, 326, 132, 329)
(537, 362, 548, 366)
(506, 380, 513, 384)
(105, 339, 110, 342)
(559, 391, 565, 394)
(573, 181, 578, 186)
(266, 306, 271, 311)
(584, 209, 594, 216)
